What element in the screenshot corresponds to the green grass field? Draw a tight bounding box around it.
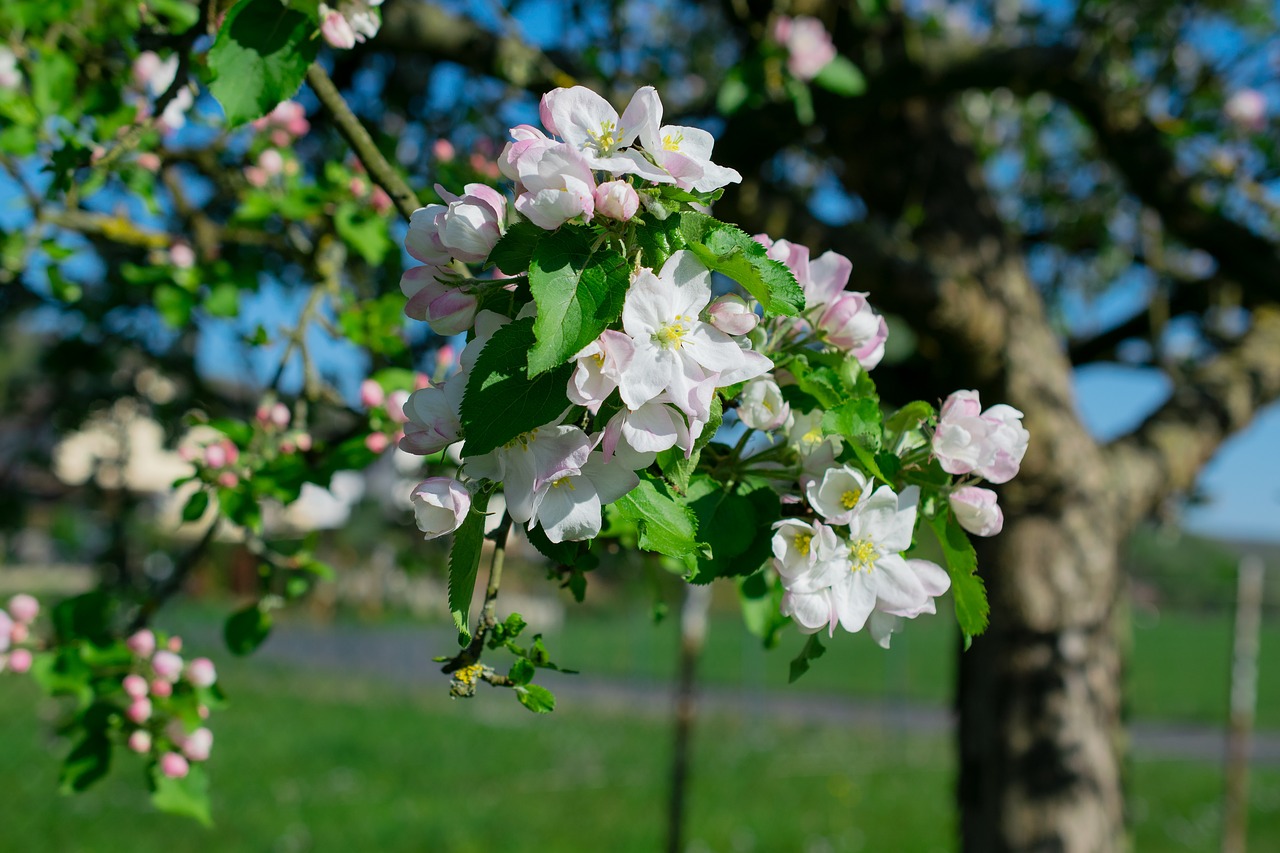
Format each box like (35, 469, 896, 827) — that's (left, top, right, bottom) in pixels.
(2, 663, 1279, 852)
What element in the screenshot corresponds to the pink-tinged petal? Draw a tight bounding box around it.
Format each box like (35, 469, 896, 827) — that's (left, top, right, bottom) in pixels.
(621, 270, 674, 339)
(834, 575, 877, 633)
(581, 454, 639, 504)
(405, 206, 450, 264)
(867, 555, 927, 613)
(807, 250, 852, 308)
(907, 558, 951, 597)
(618, 86, 662, 148)
(535, 481, 604, 542)
(543, 86, 620, 152)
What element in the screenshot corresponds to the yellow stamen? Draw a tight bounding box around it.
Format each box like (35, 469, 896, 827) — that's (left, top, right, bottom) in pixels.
(662, 132, 684, 151)
(841, 488, 862, 510)
(550, 476, 575, 490)
(455, 664, 484, 686)
(850, 539, 877, 573)
(793, 533, 812, 556)
(655, 322, 687, 349)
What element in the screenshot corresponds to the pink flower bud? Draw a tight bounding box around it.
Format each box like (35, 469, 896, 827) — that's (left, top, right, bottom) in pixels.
(269, 403, 290, 429)
(387, 390, 410, 424)
(178, 445, 198, 462)
(150, 678, 173, 698)
(126, 697, 153, 724)
(258, 148, 284, 177)
(182, 728, 214, 762)
(418, 369, 435, 389)
(167, 636, 183, 652)
(160, 752, 189, 779)
(244, 165, 268, 187)
(10, 623, 28, 644)
(127, 630, 156, 658)
(320, 9, 357, 49)
(1225, 88, 1267, 133)
(371, 187, 393, 215)
(198, 705, 210, 719)
(128, 730, 152, 754)
(8, 648, 31, 673)
(123, 674, 149, 699)
(8, 594, 38, 625)
(168, 242, 196, 269)
(817, 292, 888, 370)
(279, 440, 295, 454)
(950, 487, 1004, 537)
(350, 176, 368, 197)
(136, 152, 162, 172)
(432, 139, 456, 162)
(365, 432, 390, 454)
(410, 478, 471, 540)
(203, 443, 227, 469)
(295, 432, 313, 452)
(402, 267, 478, 336)
(592, 180, 639, 221)
(152, 650, 183, 682)
(217, 471, 239, 489)
(706, 294, 759, 336)
(360, 379, 385, 409)
(186, 658, 217, 688)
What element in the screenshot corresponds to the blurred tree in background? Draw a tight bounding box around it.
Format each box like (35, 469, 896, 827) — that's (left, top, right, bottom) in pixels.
(2, 0, 1279, 849)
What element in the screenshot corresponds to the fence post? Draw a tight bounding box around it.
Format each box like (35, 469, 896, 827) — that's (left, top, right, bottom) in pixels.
(1223, 554, 1265, 853)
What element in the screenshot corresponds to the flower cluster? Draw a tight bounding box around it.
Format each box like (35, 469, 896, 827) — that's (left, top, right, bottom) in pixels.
(121, 629, 220, 779)
(769, 16, 838, 81)
(396, 84, 1028, 650)
(319, 0, 384, 50)
(1, 594, 39, 673)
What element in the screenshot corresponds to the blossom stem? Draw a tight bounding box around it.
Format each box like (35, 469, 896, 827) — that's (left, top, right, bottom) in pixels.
(306, 64, 420, 222)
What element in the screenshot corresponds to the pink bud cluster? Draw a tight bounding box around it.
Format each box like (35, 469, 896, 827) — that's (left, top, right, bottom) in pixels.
(770, 15, 838, 81)
(122, 629, 219, 778)
(252, 101, 310, 147)
(0, 594, 39, 674)
(360, 379, 412, 454)
(319, 0, 385, 49)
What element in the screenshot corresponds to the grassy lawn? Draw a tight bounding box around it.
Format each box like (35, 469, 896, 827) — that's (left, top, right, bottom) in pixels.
(2, 663, 1279, 852)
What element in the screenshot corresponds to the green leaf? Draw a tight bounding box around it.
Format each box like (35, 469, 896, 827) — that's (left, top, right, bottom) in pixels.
(656, 396, 721, 494)
(612, 473, 701, 562)
(447, 490, 490, 645)
(525, 523, 589, 568)
(717, 67, 751, 115)
(515, 684, 556, 714)
(154, 284, 195, 328)
(822, 397, 883, 451)
(181, 490, 210, 522)
(459, 318, 574, 456)
(508, 658, 535, 686)
(487, 219, 544, 274)
(812, 55, 867, 97)
(738, 571, 785, 649)
(207, 0, 320, 128)
(334, 201, 392, 265)
(678, 213, 804, 316)
(635, 211, 688, 269)
(51, 592, 115, 646)
(788, 634, 827, 683)
(60, 734, 111, 794)
(527, 228, 629, 376)
(29, 650, 94, 705)
(152, 763, 213, 826)
(224, 605, 272, 656)
(926, 512, 989, 636)
(685, 476, 757, 582)
(885, 400, 935, 434)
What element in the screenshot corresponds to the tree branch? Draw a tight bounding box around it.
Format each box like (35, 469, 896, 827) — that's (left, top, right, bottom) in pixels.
(306, 63, 421, 222)
(1107, 307, 1280, 526)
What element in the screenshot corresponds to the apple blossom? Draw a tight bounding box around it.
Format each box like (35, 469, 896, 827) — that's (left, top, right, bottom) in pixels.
(616, 250, 770, 414)
(527, 453, 640, 542)
(186, 657, 217, 688)
(360, 379, 385, 409)
(738, 378, 791, 431)
(0, 47, 20, 90)
(933, 390, 1029, 484)
(950, 486, 1004, 537)
(8, 594, 38, 624)
(152, 650, 184, 682)
(755, 235, 852, 311)
(123, 674, 149, 699)
(705, 294, 759, 336)
(434, 183, 507, 263)
(128, 731, 152, 754)
(593, 180, 640, 221)
(566, 331, 633, 414)
(772, 16, 838, 81)
(511, 142, 598, 229)
(539, 86, 670, 181)
(151, 679, 173, 698)
(127, 629, 156, 658)
(601, 399, 694, 461)
(400, 378, 464, 455)
(182, 728, 214, 762)
(805, 465, 871, 526)
(466, 425, 593, 524)
(318, 0, 383, 49)
(1225, 88, 1267, 132)
(8, 648, 31, 673)
(410, 478, 472, 539)
(160, 752, 190, 780)
(817, 292, 888, 370)
(867, 559, 951, 649)
(401, 266, 478, 335)
(126, 698, 153, 724)
(636, 121, 742, 193)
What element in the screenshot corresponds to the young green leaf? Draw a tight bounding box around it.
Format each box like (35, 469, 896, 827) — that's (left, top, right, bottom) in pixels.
(527, 228, 629, 376)
(181, 490, 210, 523)
(612, 473, 701, 561)
(487, 219, 544, 274)
(813, 56, 868, 97)
(515, 683, 557, 713)
(822, 397, 883, 451)
(927, 511, 990, 636)
(447, 490, 491, 645)
(788, 634, 827, 683)
(224, 604, 272, 656)
(59, 734, 111, 794)
(459, 318, 574, 456)
(678, 213, 804, 316)
(207, 0, 320, 127)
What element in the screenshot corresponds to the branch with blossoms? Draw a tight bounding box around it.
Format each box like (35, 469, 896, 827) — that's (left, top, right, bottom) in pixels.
(393, 83, 1030, 704)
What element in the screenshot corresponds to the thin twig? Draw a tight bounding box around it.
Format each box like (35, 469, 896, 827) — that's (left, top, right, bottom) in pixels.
(127, 514, 219, 633)
(306, 63, 420, 222)
(440, 511, 514, 675)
